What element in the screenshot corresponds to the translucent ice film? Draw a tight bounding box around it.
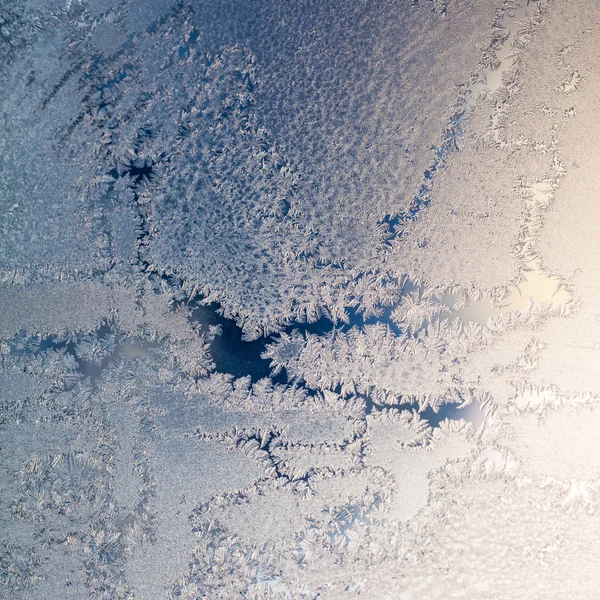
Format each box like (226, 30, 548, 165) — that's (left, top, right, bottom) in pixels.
(2, 0, 600, 598)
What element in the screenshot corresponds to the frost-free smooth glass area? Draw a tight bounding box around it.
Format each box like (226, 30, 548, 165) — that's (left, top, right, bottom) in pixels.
(2, 0, 600, 598)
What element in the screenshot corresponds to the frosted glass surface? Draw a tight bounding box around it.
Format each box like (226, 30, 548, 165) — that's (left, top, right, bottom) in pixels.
(2, 0, 600, 597)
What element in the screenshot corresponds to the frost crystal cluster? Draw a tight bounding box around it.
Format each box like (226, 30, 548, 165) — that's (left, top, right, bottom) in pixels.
(2, 0, 600, 598)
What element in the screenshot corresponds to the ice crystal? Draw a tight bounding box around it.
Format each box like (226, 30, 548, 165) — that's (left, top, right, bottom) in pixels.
(4, 0, 600, 597)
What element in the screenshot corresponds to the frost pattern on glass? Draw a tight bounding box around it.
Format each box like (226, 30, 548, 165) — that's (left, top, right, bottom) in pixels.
(3, 0, 600, 598)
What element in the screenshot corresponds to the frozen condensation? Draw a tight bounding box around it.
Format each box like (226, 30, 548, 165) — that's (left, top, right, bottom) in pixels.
(3, 0, 600, 597)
